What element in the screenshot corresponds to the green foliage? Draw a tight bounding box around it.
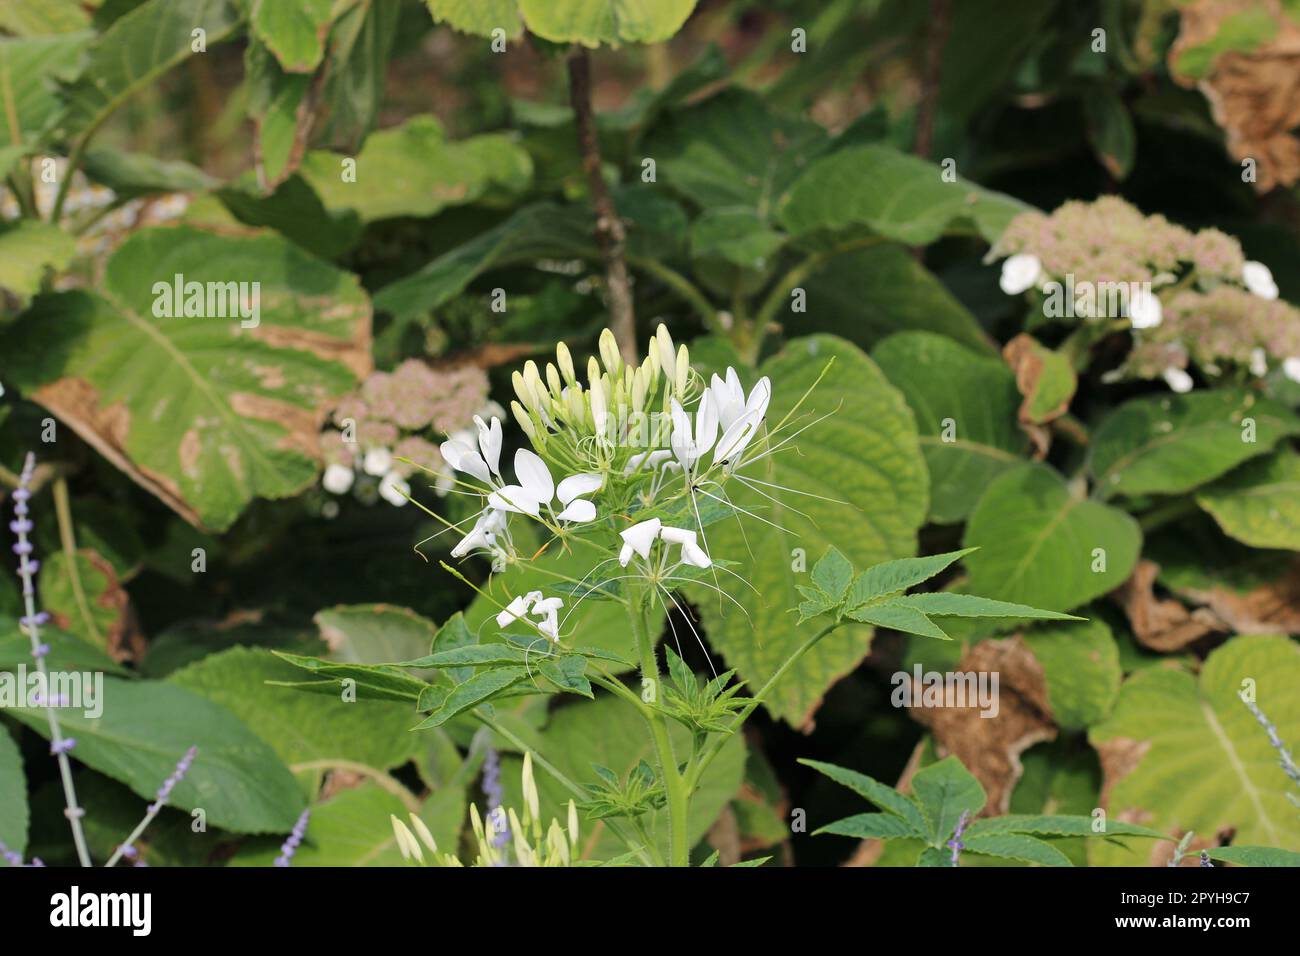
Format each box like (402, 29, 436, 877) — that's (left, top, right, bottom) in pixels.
(0, 726, 27, 857)
(803, 755, 1165, 867)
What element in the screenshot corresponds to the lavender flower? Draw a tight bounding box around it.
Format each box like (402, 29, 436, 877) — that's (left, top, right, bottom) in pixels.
(945, 810, 971, 866)
(1200, 851, 1213, 868)
(275, 809, 311, 867)
(148, 746, 198, 815)
(10, 453, 92, 867)
(0, 839, 24, 867)
(1239, 691, 1300, 790)
(482, 743, 510, 850)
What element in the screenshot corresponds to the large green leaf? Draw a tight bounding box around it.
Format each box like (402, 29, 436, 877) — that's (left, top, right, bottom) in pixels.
(2, 226, 371, 531)
(910, 756, 986, 844)
(1197, 449, 1300, 551)
(231, 782, 409, 866)
(778, 145, 1031, 245)
(643, 87, 829, 223)
(963, 464, 1141, 612)
(1089, 390, 1300, 499)
(695, 334, 927, 725)
(1021, 618, 1122, 730)
(518, 0, 698, 45)
(315, 0, 399, 149)
(497, 692, 745, 861)
(299, 115, 532, 222)
(314, 603, 439, 665)
(250, 0, 332, 73)
(9, 677, 305, 833)
(0, 0, 89, 35)
(423, 0, 522, 39)
(169, 647, 420, 771)
(1089, 634, 1300, 865)
(0, 725, 27, 858)
(0, 32, 90, 157)
(0, 222, 76, 305)
(873, 331, 1026, 523)
(54, 0, 243, 141)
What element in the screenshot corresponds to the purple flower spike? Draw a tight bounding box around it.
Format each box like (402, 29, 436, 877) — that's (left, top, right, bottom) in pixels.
(274, 808, 311, 867)
(148, 745, 198, 814)
(50, 738, 76, 756)
(482, 743, 510, 850)
(945, 810, 972, 866)
(0, 840, 24, 867)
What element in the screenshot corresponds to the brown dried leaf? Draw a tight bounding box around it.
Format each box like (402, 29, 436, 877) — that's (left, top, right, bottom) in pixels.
(1114, 559, 1225, 651)
(910, 637, 1057, 815)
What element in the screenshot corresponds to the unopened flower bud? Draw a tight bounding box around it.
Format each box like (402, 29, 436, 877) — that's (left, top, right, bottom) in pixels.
(511, 400, 536, 440)
(546, 363, 562, 397)
(556, 341, 577, 386)
(675, 344, 689, 396)
(599, 328, 622, 374)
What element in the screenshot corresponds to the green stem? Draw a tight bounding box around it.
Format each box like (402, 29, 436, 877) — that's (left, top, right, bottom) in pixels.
(687, 621, 838, 792)
(749, 238, 887, 362)
(627, 583, 690, 866)
(1138, 496, 1199, 533)
(50, 137, 89, 224)
(628, 256, 722, 336)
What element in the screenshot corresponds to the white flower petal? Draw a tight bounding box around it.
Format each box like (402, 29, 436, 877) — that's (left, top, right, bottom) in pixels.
(659, 526, 697, 546)
(322, 463, 354, 495)
(475, 415, 504, 476)
(623, 450, 675, 475)
(514, 448, 555, 504)
(556, 472, 602, 504)
(999, 253, 1041, 295)
(618, 542, 634, 567)
(713, 408, 760, 466)
(496, 594, 532, 628)
(1283, 357, 1300, 383)
(743, 376, 771, 422)
(554, 498, 596, 523)
(619, 518, 662, 561)
(439, 439, 492, 484)
(488, 485, 542, 516)
(694, 392, 719, 457)
(681, 541, 713, 568)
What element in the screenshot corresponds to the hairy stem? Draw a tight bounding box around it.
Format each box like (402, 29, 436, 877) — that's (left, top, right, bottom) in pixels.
(628, 583, 689, 866)
(568, 48, 637, 363)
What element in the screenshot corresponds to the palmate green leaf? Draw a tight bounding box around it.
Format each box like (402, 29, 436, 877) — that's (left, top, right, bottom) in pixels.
(498, 693, 745, 862)
(231, 782, 409, 866)
(411, 667, 529, 729)
(271, 652, 429, 702)
(797, 759, 929, 836)
(1089, 634, 1300, 865)
(693, 335, 927, 725)
(809, 546, 853, 602)
(967, 814, 1165, 840)
(794, 245, 996, 357)
(8, 677, 305, 833)
(848, 603, 951, 640)
(689, 207, 786, 295)
(299, 115, 533, 223)
(0, 221, 76, 305)
(1, 226, 370, 531)
(814, 813, 919, 840)
(1196, 448, 1300, 550)
(53, 0, 243, 141)
(0, 32, 89, 161)
(249, 0, 332, 73)
(778, 144, 1031, 245)
(1089, 390, 1300, 499)
(963, 833, 1072, 867)
(401, 643, 534, 669)
(644, 88, 829, 223)
(0, 725, 27, 858)
(848, 548, 975, 605)
(1206, 845, 1300, 867)
(911, 756, 986, 845)
(873, 332, 1026, 523)
(537, 656, 593, 698)
(169, 647, 420, 772)
(963, 463, 1141, 612)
